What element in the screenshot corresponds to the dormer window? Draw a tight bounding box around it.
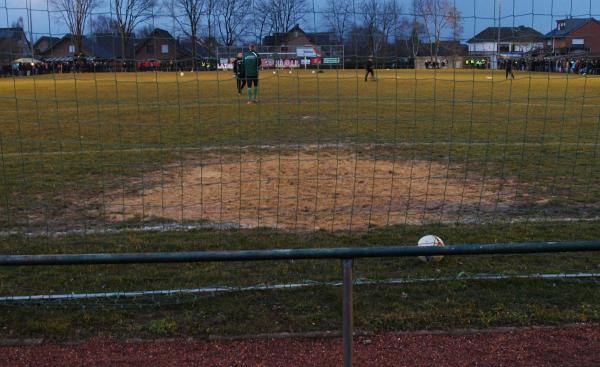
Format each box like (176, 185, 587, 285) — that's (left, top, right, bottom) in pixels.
(558, 21, 566, 30)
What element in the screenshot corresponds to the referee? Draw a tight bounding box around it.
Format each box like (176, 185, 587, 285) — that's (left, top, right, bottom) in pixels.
(505, 59, 515, 80)
(365, 56, 375, 82)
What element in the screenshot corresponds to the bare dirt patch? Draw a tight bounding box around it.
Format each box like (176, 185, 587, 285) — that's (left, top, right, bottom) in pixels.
(106, 149, 516, 231)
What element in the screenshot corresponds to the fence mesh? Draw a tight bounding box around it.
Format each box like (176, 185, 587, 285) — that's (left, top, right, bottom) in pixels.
(1, 0, 600, 338)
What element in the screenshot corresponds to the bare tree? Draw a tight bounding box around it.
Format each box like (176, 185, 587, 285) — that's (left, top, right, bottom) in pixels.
(11, 16, 24, 29)
(408, 18, 425, 58)
(258, 0, 308, 34)
(251, 0, 274, 44)
(414, 0, 461, 63)
(322, 0, 351, 44)
(361, 0, 401, 57)
(448, 4, 462, 42)
(217, 0, 250, 46)
(164, 0, 203, 66)
(360, 0, 382, 57)
(203, 0, 218, 56)
(112, 0, 156, 61)
(136, 24, 155, 38)
(91, 14, 119, 34)
(50, 0, 97, 56)
(380, 0, 403, 56)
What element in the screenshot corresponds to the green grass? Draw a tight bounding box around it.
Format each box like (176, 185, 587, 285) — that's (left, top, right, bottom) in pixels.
(1, 70, 600, 339)
(1, 221, 600, 339)
(0, 70, 599, 232)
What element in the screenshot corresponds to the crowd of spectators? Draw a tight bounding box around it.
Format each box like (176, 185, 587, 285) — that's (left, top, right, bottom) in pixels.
(499, 57, 600, 75)
(424, 59, 450, 69)
(0, 58, 217, 77)
(2, 56, 600, 76)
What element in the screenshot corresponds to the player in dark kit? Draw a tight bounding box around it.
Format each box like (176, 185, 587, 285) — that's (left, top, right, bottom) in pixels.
(243, 44, 261, 104)
(233, 52, 246, 95)
(505, 59, 515, 79)
(365, 56, 375, 81)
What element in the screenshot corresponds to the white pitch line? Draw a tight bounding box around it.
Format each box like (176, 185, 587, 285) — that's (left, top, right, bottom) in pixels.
(1, 97, 598, 113)
(1, 141, 598, 158)
(1, 272, 597, 302)
(2, 216, 600, 239)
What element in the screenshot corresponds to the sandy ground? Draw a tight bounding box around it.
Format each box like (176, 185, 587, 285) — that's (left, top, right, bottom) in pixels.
(2, 324, 599, 366)
(106, 149, 516, 231)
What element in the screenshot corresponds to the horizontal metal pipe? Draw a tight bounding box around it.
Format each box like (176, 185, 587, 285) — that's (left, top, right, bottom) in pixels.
(1, 241, 600, 266)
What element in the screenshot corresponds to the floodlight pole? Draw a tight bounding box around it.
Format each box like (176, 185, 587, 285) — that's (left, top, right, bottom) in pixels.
(342, 259, 354, 367)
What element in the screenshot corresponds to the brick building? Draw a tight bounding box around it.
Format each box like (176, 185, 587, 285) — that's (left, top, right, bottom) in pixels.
(0, 27, 31, 64)
(134, 28, 191, 62)
(545, 18, 600, 55)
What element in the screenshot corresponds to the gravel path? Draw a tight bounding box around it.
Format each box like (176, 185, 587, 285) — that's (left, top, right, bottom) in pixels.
(2, 324, 599, 366)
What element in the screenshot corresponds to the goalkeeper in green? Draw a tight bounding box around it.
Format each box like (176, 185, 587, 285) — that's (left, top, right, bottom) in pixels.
(243, 44, 261, 104)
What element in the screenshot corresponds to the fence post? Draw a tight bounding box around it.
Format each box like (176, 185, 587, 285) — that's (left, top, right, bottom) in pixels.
(342, 258, 354, 367)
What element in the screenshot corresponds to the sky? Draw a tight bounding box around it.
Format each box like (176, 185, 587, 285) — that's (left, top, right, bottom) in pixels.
(2, 0, 600, 42)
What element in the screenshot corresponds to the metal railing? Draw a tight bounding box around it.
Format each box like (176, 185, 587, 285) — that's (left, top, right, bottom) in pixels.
(2, 240, 600, 366)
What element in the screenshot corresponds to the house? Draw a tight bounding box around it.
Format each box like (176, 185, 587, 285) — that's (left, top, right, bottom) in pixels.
(262, 24, 342, 64)
(40, 33, 134, 61)
(134, 28, 191, 63)
(33, 36, 60, 55)
(467, 26, 544, 55)
(0, 27, 31, 64)
(545, 18, 600, 55)
(39, 29, 196, 70)
(178, 38, 209, 60)
(263, 24, 338, 52)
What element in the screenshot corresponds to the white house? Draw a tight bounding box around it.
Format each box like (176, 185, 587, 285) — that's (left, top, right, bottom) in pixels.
(467, 26, 544, 68)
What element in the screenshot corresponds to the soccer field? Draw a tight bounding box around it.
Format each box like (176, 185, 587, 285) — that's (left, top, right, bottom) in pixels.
(1, 70, 600, 339)
(0, 69, 599, 234)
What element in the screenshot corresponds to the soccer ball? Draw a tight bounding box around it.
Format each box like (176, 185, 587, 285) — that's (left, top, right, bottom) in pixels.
(417, 235, 445, 263)
(312, 70, 316, 74)
(180, 72, 184, 77)
(273, 71, 276, 74)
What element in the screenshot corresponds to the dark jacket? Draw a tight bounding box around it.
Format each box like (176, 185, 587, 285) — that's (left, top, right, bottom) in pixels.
(233, 58, 245, 77)
(366, 59, 374, 70)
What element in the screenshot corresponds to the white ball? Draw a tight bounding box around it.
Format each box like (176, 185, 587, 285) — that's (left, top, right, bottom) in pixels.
(417, 235, 445, 263)
(180, 72, 184, 77)
(289, 70, 292, 74)
(273, 71, 276, 74)
(312, 70, 316, 74)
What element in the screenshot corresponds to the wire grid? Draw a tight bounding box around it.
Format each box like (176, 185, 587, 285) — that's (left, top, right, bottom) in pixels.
(0, 0, 599, 316)
(0, 2, 600, 234)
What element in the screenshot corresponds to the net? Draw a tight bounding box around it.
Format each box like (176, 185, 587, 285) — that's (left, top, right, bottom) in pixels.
(0, 0, 599, 236)
(0, 0, 600, 339)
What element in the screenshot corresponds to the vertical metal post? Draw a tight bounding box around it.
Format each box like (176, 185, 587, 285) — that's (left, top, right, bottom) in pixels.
(342, 259, 354, 367)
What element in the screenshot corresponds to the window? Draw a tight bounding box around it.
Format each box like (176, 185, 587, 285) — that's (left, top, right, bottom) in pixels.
(558, 21, 566, 30)
(146, 43, 154, 54)
(68, 44, 75, 53)
(161, 44, 168, 54)
(498, 44, 510, 53)
(571, 38, 585, 50)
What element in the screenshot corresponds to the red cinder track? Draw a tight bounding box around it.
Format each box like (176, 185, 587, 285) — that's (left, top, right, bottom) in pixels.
(1, 324, 599, 367)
